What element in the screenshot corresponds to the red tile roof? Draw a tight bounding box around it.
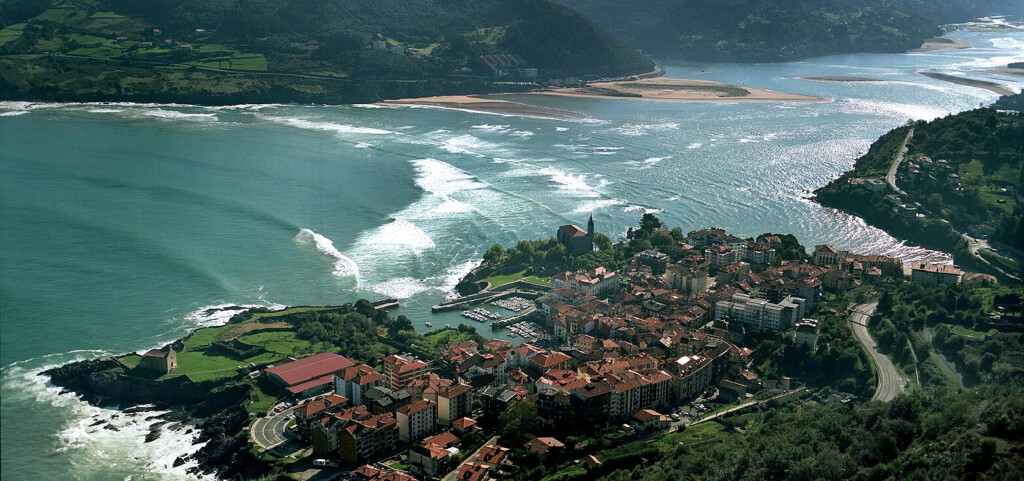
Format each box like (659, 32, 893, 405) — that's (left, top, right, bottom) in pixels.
(285, 374, 335, 395)
(266, 352, 354, 386)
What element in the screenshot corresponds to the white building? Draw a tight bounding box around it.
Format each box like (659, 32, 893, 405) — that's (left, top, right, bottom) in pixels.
(714, 293, 805, 333)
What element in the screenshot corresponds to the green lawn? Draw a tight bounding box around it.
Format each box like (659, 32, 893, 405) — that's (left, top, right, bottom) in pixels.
(237, 330, 314, 357)
(422, 329, 476, 350)
(183, 324, 230, 350)
(164, 350, 243, 382)
(89, 11, 126, 19)
(0, 24, 26, 47)
(120, 354, 142, 368)
(660, 421, 727, 445)
(951, 325, 997, 340)
(245, 376, 283, 414)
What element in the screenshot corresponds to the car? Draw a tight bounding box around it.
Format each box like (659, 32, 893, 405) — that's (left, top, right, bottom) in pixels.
(671, 413, 681, 421)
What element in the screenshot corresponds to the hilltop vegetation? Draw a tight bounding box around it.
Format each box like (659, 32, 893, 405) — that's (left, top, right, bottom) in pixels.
(0, 0, 653, 104)
(815, 107, 1024, 278)
(552, 0, 1024, 62)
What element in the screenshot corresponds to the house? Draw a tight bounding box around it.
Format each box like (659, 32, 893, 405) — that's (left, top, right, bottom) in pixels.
(477, 444, 510, 467)
(635, 250, 670, 275)
(383, 355, 429, 390)
(717, 380, 747, 403)
(813, 245, 840, 266)
(408, 437, 458, 479)
(632, 409, 671, 432)
(294, 394, 349, 438)
(523, 437, 565, 456)
(793, 318, 820, 352)
(437, 383, 473, 426)
(910, 262, 963, 285)
(714, 293, 805, 333)
(311, 406, 398, 465)
(140, 346, 177, 374)
(458, 462, 491, 481)
(335, 364, 385, 406)
(452, 417, 480, 436)
(396, 399, 437, 443)
(267, 352, 355, 399)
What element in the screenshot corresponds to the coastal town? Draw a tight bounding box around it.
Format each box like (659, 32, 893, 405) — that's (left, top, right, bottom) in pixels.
(131, 215, 995, 481)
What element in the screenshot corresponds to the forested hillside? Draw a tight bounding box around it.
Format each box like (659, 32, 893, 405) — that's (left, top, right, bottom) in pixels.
(553, 0, 1024, 62)
(0, 0, 653, 104)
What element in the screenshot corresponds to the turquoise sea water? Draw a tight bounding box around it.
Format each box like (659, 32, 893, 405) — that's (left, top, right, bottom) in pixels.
(2, 24, 1023, 481)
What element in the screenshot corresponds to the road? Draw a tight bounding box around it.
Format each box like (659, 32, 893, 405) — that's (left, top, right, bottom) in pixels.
(850, 303, 905, 402)
(886, 128, 914, 196)
(252, 409, 293, 449)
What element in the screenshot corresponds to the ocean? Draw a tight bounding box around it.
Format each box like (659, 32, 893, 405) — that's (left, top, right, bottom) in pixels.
(2, 22, 1023, 481)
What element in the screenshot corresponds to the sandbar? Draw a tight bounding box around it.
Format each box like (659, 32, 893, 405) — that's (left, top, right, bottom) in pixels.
(919, 71, 1015, 96)
(798, 76, 881, 82)
(381, 95, 590, 120)
(527, 78, 828, 103)
(913, 37, 973, 52)
(986, 67, 1024, 78)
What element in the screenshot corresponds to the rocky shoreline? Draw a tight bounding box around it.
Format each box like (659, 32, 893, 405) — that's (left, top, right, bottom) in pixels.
(44, 350, 270, 479)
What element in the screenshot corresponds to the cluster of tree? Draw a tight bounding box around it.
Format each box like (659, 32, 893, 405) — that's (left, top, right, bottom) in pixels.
(553, 0, 1022, 63)
(286, 300, 414, 362)
(994, 91, 1024, 113)
(874, 282, 1024, 388)
(754, 290, 876, 395)
(816, 108, 1024, 274)
(498, 385, 1024, 481)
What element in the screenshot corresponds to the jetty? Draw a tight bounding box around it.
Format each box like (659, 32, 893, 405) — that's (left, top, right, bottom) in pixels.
(432, 280, 550, 313)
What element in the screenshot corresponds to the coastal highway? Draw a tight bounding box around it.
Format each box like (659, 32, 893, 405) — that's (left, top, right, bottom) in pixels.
(252, 409, 293, 449)
(886, 128, 913, 196)
(850, 302, 906, 402)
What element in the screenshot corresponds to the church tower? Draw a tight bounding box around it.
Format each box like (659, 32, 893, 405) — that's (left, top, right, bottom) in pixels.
(587, 214, 594, 236)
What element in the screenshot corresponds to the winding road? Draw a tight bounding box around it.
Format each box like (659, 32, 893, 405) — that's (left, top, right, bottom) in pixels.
(886, 128, 913, 196)
(850, 302, 906, 402)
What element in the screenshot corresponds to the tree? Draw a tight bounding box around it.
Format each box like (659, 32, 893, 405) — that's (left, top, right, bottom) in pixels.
(594, 232, 612, 251)
(483, 243, 505, 267)
(499, 399, 541, 444)
(639, 213, 663, 232)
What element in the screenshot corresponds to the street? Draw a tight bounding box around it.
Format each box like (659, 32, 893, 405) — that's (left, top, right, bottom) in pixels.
(252, 409, 293, 449)
(850, 302, 905, 402)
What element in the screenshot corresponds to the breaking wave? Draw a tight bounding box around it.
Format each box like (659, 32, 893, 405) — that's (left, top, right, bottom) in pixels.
(294, 228, 360, 279)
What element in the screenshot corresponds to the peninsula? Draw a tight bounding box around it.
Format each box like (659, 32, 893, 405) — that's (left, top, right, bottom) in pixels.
(44, 212, 1023, 481)
(528, 78, 829, 103)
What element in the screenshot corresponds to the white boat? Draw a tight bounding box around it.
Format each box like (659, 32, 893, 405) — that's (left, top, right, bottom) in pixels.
(425, 322, 433, 327)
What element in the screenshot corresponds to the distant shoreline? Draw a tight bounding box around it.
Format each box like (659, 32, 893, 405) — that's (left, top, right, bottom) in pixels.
(380, 96, 592, 121)
(913, 37, 973, 53)
(527, 78, 828, 103)
(798, 76, 881, 82)
(919, 71, 1015, 96)
(986, 67, 1024, 78)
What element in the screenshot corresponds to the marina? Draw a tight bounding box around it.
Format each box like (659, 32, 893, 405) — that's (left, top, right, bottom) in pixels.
(460, 307, 503, 322)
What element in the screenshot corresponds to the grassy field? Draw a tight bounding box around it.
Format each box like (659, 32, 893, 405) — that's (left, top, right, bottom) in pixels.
(950, 324, 997, 340)
(660, 421, 727, 446)
(422, 329, 478, 350)
(481, 268, 552, 288)
(245, 375, 284, 414)
(120, 354, 142, 368)
(0, 24, 26, 47)
(187, 53, 268, 71)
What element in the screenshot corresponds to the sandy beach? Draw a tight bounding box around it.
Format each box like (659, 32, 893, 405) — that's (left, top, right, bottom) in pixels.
(798, 76, 881, 82)
(914, 37, 973, 52)
(527, 78, 828, 103)
(986, 67, 1024, 78)
(919, 71, 1015, 96)
(381, 95, 591, 120)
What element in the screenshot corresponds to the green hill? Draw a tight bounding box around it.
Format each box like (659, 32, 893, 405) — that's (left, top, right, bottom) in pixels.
(0, 0, 654, 104)
(552, 0, 1024, 62)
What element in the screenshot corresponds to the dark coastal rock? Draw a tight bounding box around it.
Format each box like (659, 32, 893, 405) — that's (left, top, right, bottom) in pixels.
(173, 456, 186, 467)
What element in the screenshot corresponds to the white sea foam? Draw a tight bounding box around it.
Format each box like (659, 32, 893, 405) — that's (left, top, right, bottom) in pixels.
(687, 143, 703, 149)
(538, 166, 603, 198)
(262, 116, 397, 135)
(411, 158, 487, 197)
(440, 259, 481, 297)
(375, 219, 436, 251)
(573, 198, 627, 214)
(294, 228, 360, 279)
(87, 108, 125, 113)
(143, 109, 218, 121)
(354, 142, 373, 148)
(615, 122, 680, 136)
(0, 110, 29, 116)
(0, 358, 213, 481)
(624, 205, 664, 214)
(555, 126, 570, 131)
(182, 304, 259, 330)
(371, 277, 431, 299)
(437, 134, 498, 157)
(643, 157, 668, 165)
